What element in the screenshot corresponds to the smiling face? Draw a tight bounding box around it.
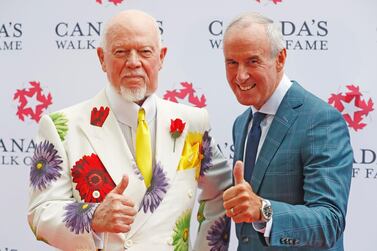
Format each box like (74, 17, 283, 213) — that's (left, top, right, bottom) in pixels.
(223, 23, 286, 109)
(97, 10, 167, 104)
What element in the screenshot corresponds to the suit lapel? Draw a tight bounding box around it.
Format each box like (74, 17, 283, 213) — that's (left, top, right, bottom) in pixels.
(233, 108, 252, 166)
(251, 82, 304, 192)
(155, 98, 188, 182)
(79, 90, 147, 207)
(126, 97, 188, 238)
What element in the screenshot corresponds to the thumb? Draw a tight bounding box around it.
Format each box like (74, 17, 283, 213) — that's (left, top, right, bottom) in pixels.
(111, 175, 129, 195)
(233, 161, 245, 185)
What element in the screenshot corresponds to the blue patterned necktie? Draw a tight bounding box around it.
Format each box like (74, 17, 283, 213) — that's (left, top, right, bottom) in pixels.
(244, 112, 266, 182)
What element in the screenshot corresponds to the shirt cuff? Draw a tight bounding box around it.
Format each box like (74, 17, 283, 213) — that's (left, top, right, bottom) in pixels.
(92, 231, 104, 249)
(252, 217, 273, 245)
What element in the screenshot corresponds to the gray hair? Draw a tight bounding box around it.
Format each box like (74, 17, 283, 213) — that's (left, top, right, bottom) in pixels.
(224, 12, 284, 57)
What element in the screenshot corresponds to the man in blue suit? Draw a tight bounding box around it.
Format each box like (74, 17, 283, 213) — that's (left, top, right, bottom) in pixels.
(222, 12, 353, 250)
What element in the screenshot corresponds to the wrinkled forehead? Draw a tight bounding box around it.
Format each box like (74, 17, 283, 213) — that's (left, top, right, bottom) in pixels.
(224, 22, 267, 43)
(223, 23, 272, 58)
(108, 21, 158, 38)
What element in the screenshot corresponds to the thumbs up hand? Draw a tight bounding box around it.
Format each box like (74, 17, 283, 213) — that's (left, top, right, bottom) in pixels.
(223, 161, 263, 223)
(112, 174, 130, 195)
(92, 175, 137, 233)
(233, 160, 245, 185)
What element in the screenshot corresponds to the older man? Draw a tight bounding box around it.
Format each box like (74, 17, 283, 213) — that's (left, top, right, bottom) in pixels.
(222, 12, 353, 250)
(28, 10, 231, 251)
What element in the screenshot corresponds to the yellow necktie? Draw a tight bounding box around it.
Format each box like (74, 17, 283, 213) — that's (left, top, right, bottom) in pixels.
(136, 108, 152, 188)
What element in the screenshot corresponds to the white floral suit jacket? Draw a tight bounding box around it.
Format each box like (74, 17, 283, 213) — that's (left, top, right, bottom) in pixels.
(28, 89, 232, 251)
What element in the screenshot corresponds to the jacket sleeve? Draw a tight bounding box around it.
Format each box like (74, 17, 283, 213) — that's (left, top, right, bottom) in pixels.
(192, 109, 233, 251)
(269, 107, 353, 248)
(28, 114, 98, 250)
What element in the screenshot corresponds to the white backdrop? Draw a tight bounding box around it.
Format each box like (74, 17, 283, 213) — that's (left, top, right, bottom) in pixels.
(1, 0, 376, 250)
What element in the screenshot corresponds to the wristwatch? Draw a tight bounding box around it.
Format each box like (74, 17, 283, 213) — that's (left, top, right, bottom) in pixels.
(260, 199, 273, 222)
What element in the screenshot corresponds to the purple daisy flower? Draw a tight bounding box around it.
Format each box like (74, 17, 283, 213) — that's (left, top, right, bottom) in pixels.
(30, 140, 63, 190)
(140, 162, 169, 213)
(207, 215, 230, 251)
(200, 131, 213, 176)
(131, 161, 144, 181)
(63, 202, 97, 234)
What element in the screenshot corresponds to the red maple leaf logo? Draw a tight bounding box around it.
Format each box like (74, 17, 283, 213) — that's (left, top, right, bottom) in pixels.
(13, 81, 53, 123)
(256, 0, 283, 4)
(328, 85, 374, 132)
(163, 82, 207, 108)
(96, 0, 124, 5)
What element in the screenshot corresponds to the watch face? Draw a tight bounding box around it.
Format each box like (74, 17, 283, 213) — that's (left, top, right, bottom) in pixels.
(263, 206, 272, 218)
(260, 199, 273, 221)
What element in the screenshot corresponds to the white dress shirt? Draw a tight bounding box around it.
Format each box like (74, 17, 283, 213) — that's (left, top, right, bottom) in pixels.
(244, 74, 292, 239)
(93, 84, 158, 248)
(105, 84, 157, 167)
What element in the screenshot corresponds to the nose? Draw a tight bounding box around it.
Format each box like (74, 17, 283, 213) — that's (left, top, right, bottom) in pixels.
(126, 50, 141, 68)
(235, 65, 249, 84)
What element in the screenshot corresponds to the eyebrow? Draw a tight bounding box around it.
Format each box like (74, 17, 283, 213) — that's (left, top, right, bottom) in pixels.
(247, 55, 259, 60)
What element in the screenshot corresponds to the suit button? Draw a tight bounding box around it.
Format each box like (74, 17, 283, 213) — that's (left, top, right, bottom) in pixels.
(92, 190, 100, 199)
(187, 189, 194, 198)
(241, 236, 249, 243)
(124, 239, 133, 248)
(280, 237, 287, 244)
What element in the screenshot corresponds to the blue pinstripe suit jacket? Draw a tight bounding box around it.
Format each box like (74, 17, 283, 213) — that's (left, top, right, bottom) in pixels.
(233, 82, 353, 251)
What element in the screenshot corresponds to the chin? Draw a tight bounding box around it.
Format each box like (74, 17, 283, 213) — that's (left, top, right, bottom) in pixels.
(235, 97, 249, 106)
(233, 93, 250, 106)
(120, 86, 147, 103)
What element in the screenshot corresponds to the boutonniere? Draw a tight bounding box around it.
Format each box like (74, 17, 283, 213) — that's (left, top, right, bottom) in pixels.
(170, 118, 186, 152)
(90, 106, 110, 127)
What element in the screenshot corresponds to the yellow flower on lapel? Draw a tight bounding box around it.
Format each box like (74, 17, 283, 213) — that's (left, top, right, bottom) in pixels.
(178, 132, 203, 179)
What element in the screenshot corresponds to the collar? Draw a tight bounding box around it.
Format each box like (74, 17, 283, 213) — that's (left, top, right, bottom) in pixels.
(252, 74, 292, 115)
(105, 84, 157, 129)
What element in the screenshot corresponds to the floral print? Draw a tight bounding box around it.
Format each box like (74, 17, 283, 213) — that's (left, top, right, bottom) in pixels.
(200, 131, 213, 176)
(49, 112, 68, 141)
(140, 162, 169, 213)
(30, 140, 63, 190)
(90, 106, 110, 127)
(71, 154, 115, 203)
(197, 201, 206, 232)
(63, 202, 97, 234)
(172, 209, 192, 251)
(207, 215, 230, 251)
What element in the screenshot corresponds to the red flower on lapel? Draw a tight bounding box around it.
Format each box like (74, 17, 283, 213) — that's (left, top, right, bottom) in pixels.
(90, 106, 110, 127)
(71, 153, 115, 203)
(170, 118, 186, 152)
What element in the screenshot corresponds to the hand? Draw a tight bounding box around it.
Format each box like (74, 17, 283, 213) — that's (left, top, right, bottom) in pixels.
(91, 175, 137, 233)
(223, 161, 262, 223)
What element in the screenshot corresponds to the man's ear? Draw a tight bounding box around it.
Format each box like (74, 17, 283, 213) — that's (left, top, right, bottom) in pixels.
(159, 47, 168, 70)
(97, 47, 106, 72)
(276, 48, 286, 72)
